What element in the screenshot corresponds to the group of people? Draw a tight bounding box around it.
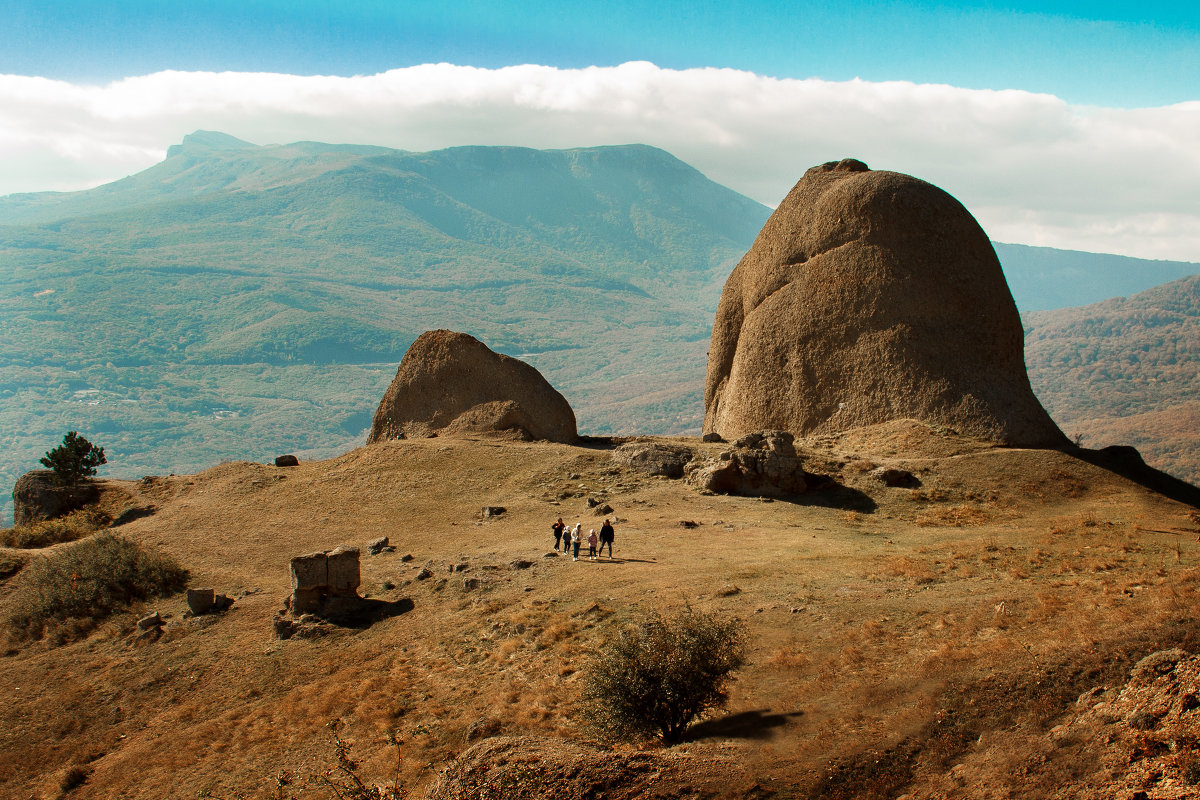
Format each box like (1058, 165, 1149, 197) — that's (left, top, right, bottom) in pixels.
(552, 517, 615, 561)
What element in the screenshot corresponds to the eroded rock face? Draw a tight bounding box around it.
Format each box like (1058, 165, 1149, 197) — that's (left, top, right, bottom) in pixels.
(611, 442, 695, 478)
(12, 470, 99, 526)
(704, 159, 1066, 448)
(368, 330, 577, 444)
(686, 431, 807, 497)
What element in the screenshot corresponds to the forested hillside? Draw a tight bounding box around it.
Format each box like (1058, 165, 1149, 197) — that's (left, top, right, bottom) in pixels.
(1025, 275, 1200, 483)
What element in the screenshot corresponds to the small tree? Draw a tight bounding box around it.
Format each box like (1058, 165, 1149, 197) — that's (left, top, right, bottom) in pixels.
(40, 431, 106, 487)
(583, 607, 746, 743)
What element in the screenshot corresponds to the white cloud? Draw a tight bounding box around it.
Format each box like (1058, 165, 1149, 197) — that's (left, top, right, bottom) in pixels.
(1, 63, 1197, 262)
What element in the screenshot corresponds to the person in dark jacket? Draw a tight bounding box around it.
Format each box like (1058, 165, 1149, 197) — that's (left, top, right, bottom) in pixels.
(552, 518, 566, 551)
(598, 519, 614, 558)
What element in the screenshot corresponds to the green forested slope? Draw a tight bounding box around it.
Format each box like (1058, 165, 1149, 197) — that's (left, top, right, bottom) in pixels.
(3, 133, 1197, 522)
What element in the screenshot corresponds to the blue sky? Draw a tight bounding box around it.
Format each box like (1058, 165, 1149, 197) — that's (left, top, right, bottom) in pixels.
(1, 1, 1198, 260)
(3, 0, 1198, 106)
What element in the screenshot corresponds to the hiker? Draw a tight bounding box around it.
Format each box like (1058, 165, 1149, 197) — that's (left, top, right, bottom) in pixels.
(571, 523, 582, 561)
(599, 518, 614, 558)
(587, 528, 598, 560)
(552, 518, 566, 551)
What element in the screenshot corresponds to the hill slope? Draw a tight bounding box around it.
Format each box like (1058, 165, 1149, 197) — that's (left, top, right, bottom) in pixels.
(1025, 275, 1200, 483)
(1, 427, 1198, 798)
(3, 134, 1198, 523)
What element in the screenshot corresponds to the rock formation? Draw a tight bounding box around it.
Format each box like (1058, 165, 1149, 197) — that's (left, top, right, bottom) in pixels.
(12, 470, 99, 526)
(686, 431, 807, 497)
(286, 545, 363, 618)
(704, 159, 1066, 448)
(611, 442, 695, 478)
(368, 330, 577, 444)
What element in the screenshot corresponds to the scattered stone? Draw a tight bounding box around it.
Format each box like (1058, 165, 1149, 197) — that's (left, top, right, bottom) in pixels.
(509, 559, 534, 570)
(586, 497, 601, 508)
(450, 563, 469, 573)
(463, 577, 481, 591)
(366, 536, 395, 555)
(702, 158, 1066, 447)
(543, 551, 559, 558)
(611, 442, 695, 479)
(715, 585, 741, 597)
(481, 506, 507, 518)
(702, 432, 725, 443)
(416, 567, 433, 580)
(274, 454, 300, 467)
(686, 431, 807, 497)
(679, 520, 699, 528)
(592, 503, 614, 516)
(400, 553, 414, 562)
(367, 330, 577, 443)
(137, 612, 163, 631)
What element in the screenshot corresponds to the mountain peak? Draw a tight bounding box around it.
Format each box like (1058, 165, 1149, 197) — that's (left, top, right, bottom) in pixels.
(166, 130, 258, 158)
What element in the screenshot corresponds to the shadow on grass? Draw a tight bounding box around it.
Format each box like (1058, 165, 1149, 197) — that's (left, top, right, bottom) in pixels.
(1070, 445, 1200, 508)
(329, 597, 415, 629)
(686, 708, 805, 741)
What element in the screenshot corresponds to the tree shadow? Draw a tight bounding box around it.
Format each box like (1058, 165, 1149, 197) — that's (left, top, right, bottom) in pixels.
(685, 708, 805, 741)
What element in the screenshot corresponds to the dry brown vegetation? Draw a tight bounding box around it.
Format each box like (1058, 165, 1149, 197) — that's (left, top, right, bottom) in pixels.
(1, 420, 1198, 799)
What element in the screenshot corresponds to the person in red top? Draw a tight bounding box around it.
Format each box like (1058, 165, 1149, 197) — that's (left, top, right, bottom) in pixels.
(552, 518, 566, 551)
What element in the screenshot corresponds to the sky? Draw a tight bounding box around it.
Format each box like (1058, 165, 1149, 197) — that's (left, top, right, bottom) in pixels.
(1, 0, 1198, 261)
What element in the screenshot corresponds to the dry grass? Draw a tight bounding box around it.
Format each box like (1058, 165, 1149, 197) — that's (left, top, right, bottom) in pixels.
(0, 433, 1197, 800)
(915, 504, 992, 527)
(0, 506, 110, 549)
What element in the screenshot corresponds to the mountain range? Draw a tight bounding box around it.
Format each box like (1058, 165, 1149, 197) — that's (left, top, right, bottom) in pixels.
(2, 131, 1197, 521)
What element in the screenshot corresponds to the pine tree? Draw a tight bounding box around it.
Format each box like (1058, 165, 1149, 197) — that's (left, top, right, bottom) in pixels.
(40, 431, 107, 488)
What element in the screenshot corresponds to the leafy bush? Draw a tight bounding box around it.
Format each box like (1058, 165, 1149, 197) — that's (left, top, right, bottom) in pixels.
(4, 532, 187, 642)
(583, 607, 746, 743)
(0, 506, 110, 548)
(40, 431, 107, 487)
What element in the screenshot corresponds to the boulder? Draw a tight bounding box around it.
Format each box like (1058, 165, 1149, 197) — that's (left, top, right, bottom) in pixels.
(12, 470, 99, 527)
(703, 159, 1066, 448)
(366, 536, 393, 555)
(186, 588, 215, 615)
(611, 442, 695, 478)
(274, 454, 299, 467)
(368, 330, 577, 444)
(873, 467, 920, 488)
(687, 431, 807, 497)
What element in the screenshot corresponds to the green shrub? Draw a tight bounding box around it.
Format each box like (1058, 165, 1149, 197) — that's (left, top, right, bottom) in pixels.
(583, 607, 746, 743)
(0, 506, 110, 548)
(4, 532, 187, 642)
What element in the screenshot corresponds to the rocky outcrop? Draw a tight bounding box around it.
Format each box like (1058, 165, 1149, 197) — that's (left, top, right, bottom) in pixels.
(286, 545, 362, 618)
(12, 470, 99, 526)
(704, 159, 1066, 448)
(611, 442, 695, 478)
(368, 330, 577, 444)
(686, 431, 807, 497)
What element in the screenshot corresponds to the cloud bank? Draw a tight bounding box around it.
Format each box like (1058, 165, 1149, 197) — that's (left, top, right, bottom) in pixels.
(1, 62, 1198, 261)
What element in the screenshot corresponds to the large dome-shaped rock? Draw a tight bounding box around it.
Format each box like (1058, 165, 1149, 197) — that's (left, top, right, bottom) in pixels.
(704, 159, 1066, 447)
(368, 330, 577, 444)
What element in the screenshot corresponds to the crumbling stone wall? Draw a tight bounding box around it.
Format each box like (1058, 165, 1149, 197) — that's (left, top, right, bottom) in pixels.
(287, 545, 361, 618)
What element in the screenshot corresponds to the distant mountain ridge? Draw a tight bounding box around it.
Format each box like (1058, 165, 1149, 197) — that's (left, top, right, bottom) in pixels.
(2, 133, 1197, 522)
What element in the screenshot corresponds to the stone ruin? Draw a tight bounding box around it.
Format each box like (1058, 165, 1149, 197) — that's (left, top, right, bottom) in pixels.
(286, 545, 362, 619)
(686, 431, 808, 497)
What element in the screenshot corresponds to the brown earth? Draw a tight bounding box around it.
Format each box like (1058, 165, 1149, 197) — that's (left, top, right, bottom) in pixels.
(1, 420, 1199, 799)
(704, 159, 1065, 448)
